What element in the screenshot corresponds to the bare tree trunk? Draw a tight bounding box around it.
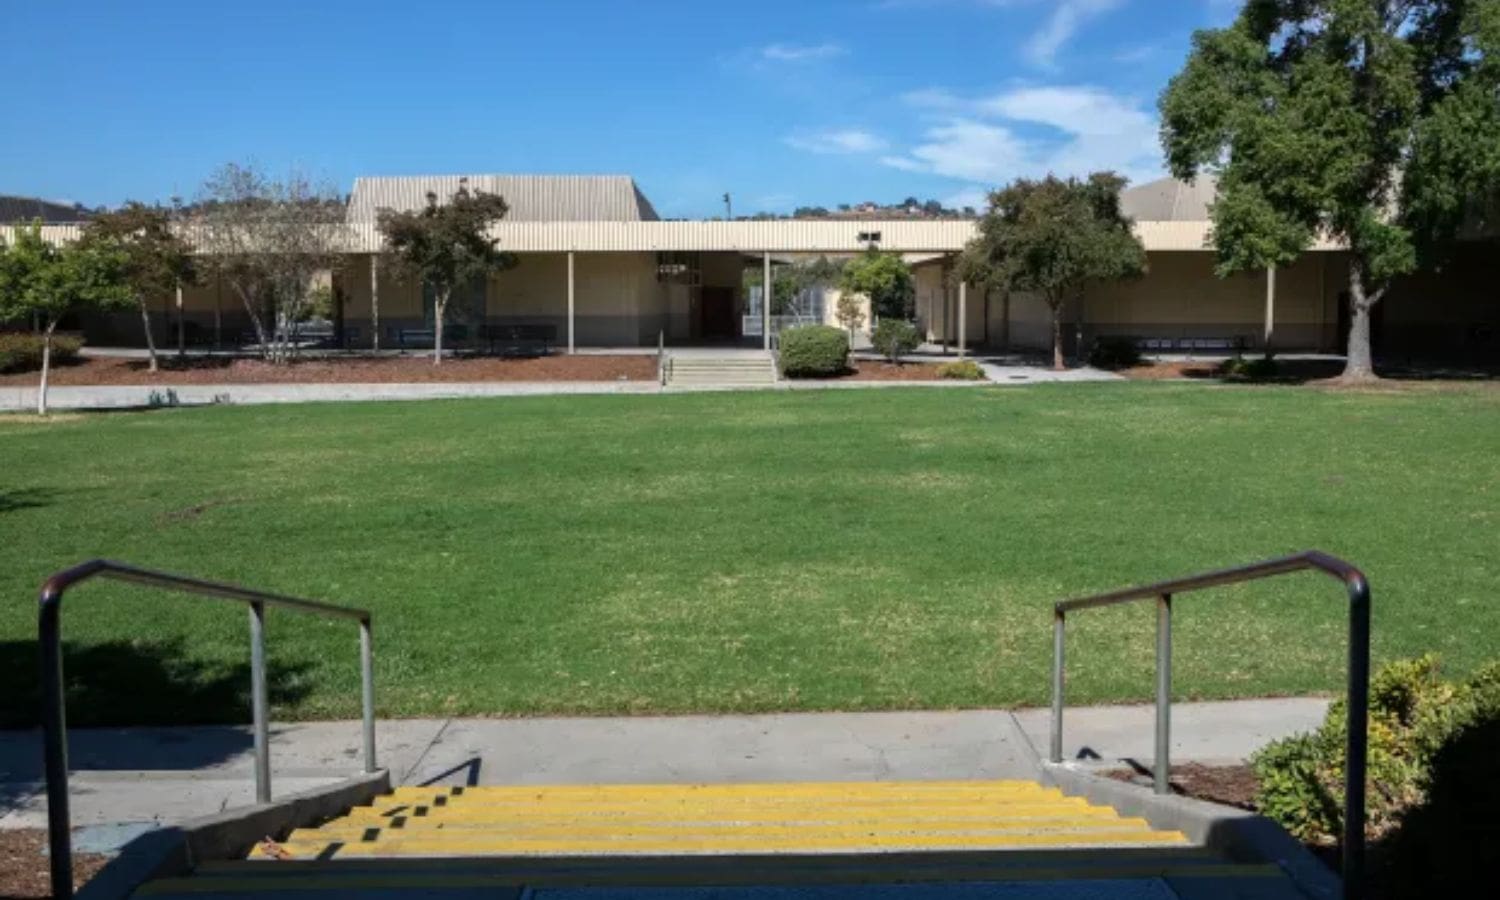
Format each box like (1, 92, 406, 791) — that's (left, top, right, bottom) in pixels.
(137, 297, 160, 373)
(232, 282, 272, 361)
(1050, 300, 1065, 371)
(36, 319, 58, 416)
(1341, 260, 1381, 383)
(433, 288, 449, 366)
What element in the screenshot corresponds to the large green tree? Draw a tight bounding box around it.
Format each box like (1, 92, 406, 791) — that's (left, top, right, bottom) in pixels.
(965, 173, 1146, 370)
(1161, 0, 1500, 382)
(80, 203, 195, 372)
(0, 223, 130, 414)
(377, 182, 515, 365)
(840, 250, 914, 321)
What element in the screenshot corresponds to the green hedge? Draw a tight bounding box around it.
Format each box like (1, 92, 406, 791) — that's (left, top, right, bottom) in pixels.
(0, 333, 83, 373)
(871, 319, 920, 363)
(937, 360, 986, 380)
(779, 325, 849, 377)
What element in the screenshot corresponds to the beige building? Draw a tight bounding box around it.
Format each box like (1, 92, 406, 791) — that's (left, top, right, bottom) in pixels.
(16, 173, 1497, 362)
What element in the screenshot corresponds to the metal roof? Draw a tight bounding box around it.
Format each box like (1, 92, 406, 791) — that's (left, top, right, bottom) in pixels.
(1120, 175, 1219, 222)
(347, 174, 659, 223)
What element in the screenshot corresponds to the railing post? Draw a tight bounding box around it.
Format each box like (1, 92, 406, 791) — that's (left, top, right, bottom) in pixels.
(1343, 579, 1371, 900)
(359, 618, 377, 773)
(1155, 593, 1173, 795)
(1050, 610, 1065, 763)
(39, 595, 73, 900)
(248, 601, 271, 804)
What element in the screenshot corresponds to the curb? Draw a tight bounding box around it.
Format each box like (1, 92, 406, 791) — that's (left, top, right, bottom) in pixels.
(77, 769, 390, 899)
(1040, 762, 1340, 899)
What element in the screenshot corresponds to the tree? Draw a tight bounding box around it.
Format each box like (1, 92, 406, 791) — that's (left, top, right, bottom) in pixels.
(1160, 0, 1500, 382)
(840, 250, 914, 321)
(377, 182, 515, 365)
(0, 223, 130, 414)
(966, 173, 1146, 370)
(80, 203, 194, 372)
(191, 162, 347, 364)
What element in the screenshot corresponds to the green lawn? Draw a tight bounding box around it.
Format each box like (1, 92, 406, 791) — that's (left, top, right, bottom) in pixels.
(2, 382, 1497, 727)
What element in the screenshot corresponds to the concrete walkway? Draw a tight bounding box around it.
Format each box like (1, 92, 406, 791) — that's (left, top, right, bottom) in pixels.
(0, 699, 1327, 840)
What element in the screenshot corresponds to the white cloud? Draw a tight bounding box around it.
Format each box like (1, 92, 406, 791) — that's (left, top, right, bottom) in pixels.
(1024, 0, 1124, 68)
(784, 129, 889, 155)
(761, 42, 847, 62)
(943, 186, 991, 212)
(881, 84, 1163, 204)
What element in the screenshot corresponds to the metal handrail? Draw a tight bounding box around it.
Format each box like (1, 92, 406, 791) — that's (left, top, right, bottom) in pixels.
(1049, 550, 1370, 900)
(37, 559, 376, 900)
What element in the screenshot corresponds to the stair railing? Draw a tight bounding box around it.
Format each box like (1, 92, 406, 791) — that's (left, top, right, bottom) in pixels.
(36, 559, 376, 900)
(1049, 550, 1370, 900)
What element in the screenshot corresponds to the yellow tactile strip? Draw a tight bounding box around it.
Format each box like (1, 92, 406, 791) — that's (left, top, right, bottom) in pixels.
(248, 781, 1190, 861)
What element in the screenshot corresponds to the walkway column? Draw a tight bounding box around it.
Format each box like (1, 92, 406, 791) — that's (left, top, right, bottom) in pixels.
(762, 251, 772, 350)
(175, 281, 185, 358)
(370, 255, 381, 352)
(1264, 265, 1276, 353)
(567, 251, 576, 354)
(958, 279, 968, 359)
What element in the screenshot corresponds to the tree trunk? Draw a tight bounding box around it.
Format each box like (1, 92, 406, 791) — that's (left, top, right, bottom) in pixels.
(433, 289, 449, 366)
(1341, 261, 1380, 383)
(233, 282, 272, 361)
(1050, 300, 1065, 371)
(36, 319, 57, 416)
(137, 297, 160, 373)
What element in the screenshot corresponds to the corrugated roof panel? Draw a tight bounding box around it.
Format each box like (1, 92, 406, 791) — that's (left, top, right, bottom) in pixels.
(347, 175, 661, 223)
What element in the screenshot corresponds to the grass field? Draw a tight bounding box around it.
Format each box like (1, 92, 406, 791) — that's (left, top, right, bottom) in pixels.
(1, 382, 1496, 727)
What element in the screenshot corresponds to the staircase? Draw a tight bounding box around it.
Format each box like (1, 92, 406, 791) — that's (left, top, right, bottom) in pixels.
(135, 780, 1315, 898)
(664, 351, 778, 388)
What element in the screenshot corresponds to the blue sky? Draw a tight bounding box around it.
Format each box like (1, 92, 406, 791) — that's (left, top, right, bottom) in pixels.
(2, 0, 1240, 218)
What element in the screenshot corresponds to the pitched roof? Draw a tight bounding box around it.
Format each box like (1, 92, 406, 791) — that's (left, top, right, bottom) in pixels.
(1119, 174, 1218, 222)
(0, 195, 90, 224)
(347, 174, 659, 223)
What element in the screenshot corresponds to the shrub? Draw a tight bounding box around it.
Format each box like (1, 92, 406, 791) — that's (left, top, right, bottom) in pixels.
(1251, 654, 1499, 847)
(778, 325, 849, 377)
(1219, 354, 1279, 380)
(1087, 335, 1142, 370)
(871, 319, 920, 363)
(0, 333, 83, 373)
(937, 360, 985, 380)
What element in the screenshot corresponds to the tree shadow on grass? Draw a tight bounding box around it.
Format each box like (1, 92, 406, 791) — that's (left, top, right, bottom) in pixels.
(1369, 715, 1500, 898)
(0, 487, 58, 515)
(0, 637, 314, 731)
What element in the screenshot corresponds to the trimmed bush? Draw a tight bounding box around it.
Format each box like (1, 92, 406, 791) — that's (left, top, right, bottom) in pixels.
(1087, 335, 1142, 370)
(871, 319, 921, 363)
(778, 325, 849, 377)
(1252, 654, 1500, 846)
(937, 360, 986, 380)
(1219, 354, 1279, 380)
(0, 333, 83, 373)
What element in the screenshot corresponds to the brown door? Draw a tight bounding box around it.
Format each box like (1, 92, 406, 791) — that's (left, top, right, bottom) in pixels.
(700, 287, 736, 340)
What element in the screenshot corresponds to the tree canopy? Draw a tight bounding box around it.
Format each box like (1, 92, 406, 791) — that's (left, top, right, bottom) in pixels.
(840, 250, 914, 321)
(81, 202, 195, 369)
(1160, 0, 1500, 380)
(964, 173, 1146, 369)
(377, 181, 515, 364)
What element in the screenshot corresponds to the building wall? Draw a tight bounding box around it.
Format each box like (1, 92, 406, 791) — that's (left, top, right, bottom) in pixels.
(337, 251, 666, 347)
(1380, 244, 1499, 361)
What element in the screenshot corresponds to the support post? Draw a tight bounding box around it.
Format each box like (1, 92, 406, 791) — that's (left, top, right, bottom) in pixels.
(370, 255, 380, 352)
(175, 281, 185, 358)
(1264, 265, 1276, 353)
(1050, 611, 1065, 763)
(248, 602, 271, 804)
(567, 250, 576, 354)
(359, 619, 376, 773)
(958, 280, 968, 358)
(762, 251, 772, 350)
(39, 599, 72, 900)
(1343, 582, 1371, 900)
(1155, 593, 1172, 795)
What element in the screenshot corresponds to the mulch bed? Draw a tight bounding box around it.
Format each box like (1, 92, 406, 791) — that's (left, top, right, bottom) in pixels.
(815, 362, 945, 382)
(1103, 762, 1260, 811)
(0, 829, 109, 899)
(0, 355, 657, 387)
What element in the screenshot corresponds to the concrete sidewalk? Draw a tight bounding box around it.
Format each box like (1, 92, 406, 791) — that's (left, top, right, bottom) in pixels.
(0, 699, 1327, 838)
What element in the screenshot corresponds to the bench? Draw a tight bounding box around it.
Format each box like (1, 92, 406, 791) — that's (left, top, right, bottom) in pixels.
(1137, 336, 1249, 354)
(395, 324, 470, 349)
(483, 324, 556, 357)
